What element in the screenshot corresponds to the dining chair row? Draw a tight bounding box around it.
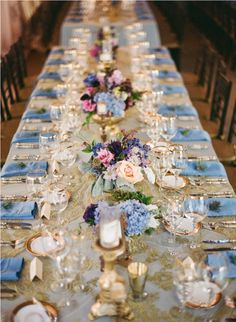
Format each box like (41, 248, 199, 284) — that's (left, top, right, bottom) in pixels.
(1, 38, 27, 121)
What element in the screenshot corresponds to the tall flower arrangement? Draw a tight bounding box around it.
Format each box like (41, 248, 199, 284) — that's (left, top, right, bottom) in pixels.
(80, 68, 142, 125)
(81, 131, 155, 196)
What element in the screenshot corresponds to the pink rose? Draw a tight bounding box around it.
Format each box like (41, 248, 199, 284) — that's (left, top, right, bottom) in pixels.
(86, 87, 95, 96)
(82, 100, 96, 112)
(97, 148, 114, 167)
(116, 160, 143, 184)
(108, 70, 123, 86)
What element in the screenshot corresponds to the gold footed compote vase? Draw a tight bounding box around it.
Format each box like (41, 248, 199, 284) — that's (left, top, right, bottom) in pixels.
(88, 238, 134, 321)
(92, 114, 124, 142)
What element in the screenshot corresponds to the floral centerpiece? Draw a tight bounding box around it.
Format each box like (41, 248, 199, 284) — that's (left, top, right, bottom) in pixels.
(80, 68, 142, 125)
(82, 191, 160, 236)
(81, 131, 155, 196)
(90, 27, 118, 59)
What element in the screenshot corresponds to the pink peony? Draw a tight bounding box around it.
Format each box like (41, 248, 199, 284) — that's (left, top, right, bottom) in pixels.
(82, 100, 96, 112)
(90, 45, 100, 57)
(86, 87, 95, 96)
(96, 148, 114, 167)
(108, 70, 123, 86)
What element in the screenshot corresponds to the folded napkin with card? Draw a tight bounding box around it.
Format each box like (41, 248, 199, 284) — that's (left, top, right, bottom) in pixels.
(172, 129, 211, 142)
(156, 85, 187, 95)
(207, 198, 236, 217)
(31, 88, 66, 98)
(37, 72, 62, 81)
(0, 257, 24, 281)
(0, 201, 38, 220)
(181, 161, 227, 177)
(22, 109, 51, 120)
(155, 70, 181, 79)
(207, 251, 236, 278)
(50, 48, 64, 54)
(0, 161, 48, 177)
(158, 104, 198, 116)
(155, 58, 174, 65)
(11, 131, 40, 144)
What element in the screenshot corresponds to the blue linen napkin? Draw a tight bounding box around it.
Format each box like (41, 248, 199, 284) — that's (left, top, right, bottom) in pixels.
(66, 17, 82, 22)
(11, 131, 40, 144)
(172, 129, 211, 142)
(0, 201, 38, 220)
(22, 109, 51, 120)
(181, 161, 227, 177)
(155, 71, 181, 79)
(46, 59, 69, 65)
(150, 47, 169, 54)
(207, 198, 236, 217)
(158, 104, 198, 116)
(207, 251, 236, 279)
(50, 48, 64, 54)
(0, 161, 48, 177)
(155, 58, 174, 65)
(156, 85, 187, 95)
(31, 88, 66, 98)
(38, 72, 62, 81)
(0, 257, 24, 281)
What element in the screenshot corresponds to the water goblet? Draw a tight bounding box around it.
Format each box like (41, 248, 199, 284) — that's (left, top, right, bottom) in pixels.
(50, 104, 64, 130)
(39, 132, 59, 157)
(170, 145, 188, 185)
(160, 115, 177, 142)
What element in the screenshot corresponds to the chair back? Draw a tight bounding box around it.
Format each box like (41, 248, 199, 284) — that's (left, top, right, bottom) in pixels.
(1, 58, 13, 120)
(6, 47, 21, 100)
(228, 102, 236, 143)
(210, 72, 232, 138)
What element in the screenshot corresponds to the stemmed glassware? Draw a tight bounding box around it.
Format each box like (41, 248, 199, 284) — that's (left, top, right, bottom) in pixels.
(50, 184, 69, 225)
(152, 151, 171, 190)
(160, 115, 177, 142)
(170, 145, 188, 185)
(50, 104, 64, 130)
(26, 169, 48, 203)
(39, 132, 59, 157)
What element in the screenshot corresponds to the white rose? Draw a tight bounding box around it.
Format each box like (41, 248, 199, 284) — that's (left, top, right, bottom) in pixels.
(116, 160, 144, 184)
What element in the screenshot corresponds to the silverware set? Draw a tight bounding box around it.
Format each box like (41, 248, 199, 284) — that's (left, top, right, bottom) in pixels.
(203, 221, 236, 229)
(0, 237, 26, 249)
(15, 143, 39, 149)
(0, 222, 32, 230)
(12, 154, 40, 161)
(1, 177, 26, 184)
(0, 195, 28, 201)
(0, 287, 18, 299)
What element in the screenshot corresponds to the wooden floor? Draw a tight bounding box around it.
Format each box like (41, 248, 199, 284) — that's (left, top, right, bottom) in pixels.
(1, 3, 235, 191)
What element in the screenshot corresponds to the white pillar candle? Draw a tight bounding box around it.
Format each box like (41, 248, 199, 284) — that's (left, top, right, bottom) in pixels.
(97, 102, 107, 115)
(100, 219, 121, 248)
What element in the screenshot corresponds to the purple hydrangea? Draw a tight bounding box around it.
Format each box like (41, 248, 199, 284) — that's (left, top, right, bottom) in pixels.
(83, 203, 98, 225)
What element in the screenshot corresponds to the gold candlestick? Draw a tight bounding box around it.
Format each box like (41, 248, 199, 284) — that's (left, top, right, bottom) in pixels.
(88, 238, 134, 321)
(92, 114, 124, 142)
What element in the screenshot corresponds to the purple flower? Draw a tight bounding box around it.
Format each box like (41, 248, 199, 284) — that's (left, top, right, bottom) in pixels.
(84, 74, 100, 87)
(83, 203, 98, 225)
(108, 141, 123, 158)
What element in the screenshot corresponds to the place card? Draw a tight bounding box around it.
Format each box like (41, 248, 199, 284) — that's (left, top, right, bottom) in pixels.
(52, 159, 60, 177)
(30, 258, 43, 281)
(40, 202, 51, 220)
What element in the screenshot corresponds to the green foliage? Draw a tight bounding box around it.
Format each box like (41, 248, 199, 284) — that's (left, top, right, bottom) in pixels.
(195, 161, 207, 171)
(131, 90, 142, 101)
(209, 200, 221, 212)
(2, 201, 13, 210)
(82, 140, 96, 153)
(110, 189, 153, 205)
(36, 108, 46, 114)
(181, 129, 191, 137)
(17, 162, 26, 169)
(82, 112, 94, 127)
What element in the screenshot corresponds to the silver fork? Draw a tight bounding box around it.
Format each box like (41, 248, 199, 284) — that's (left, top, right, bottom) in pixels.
(0, 237, 26, 249)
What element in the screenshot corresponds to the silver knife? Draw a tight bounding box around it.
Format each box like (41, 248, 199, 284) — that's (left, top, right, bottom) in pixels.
(177, 116, 197, 121)
(15, 143, 39, 149)
(204, 246, 236, 252)
(187, 144, 209, 150)
(1, 177, 26, 184)
(25, 119, 51, 123)
(187, 156, 218, 161)
(0, 222, 32, 230)
(203, 239, 236, 244)
(12, 154, 40, 161)
(0, 195, 28, 201)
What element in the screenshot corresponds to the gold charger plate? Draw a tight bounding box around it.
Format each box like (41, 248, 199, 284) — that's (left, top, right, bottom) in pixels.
(186, 291, 222, 309)
(10, 300, 58, 322)
(157, 175, 189, 190)
(164, 221, 202, 236)
(26, 232, 65, 257)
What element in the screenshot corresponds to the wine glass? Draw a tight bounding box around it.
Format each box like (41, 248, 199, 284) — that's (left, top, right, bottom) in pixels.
(50, 104, 64, 129)
(152, 151, 171, 190)
(160, 115, 177, 141)
(39, 132, 59, 157)
(146, 118, 161, 147)
(26, 169, 47, 204)
(170, 145, 188, 185)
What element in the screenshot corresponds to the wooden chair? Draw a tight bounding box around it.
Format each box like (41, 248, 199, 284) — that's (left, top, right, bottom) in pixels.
(228, 102, 236, 144)
(13, 38, 28, 88)
(1, 58, 14, 120)
(210, 72, 232, 139)
(5, 47, 21, 102)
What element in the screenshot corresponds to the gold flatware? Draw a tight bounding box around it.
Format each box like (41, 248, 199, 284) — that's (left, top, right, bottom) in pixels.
(0, 288, 18, 299)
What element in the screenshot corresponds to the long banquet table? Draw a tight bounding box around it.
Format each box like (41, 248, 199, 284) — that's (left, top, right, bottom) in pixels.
(60, 1, 161, 47)
(1, 26, 236, 322)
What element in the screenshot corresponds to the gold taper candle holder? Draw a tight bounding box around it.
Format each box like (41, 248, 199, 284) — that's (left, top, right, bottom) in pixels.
(88, 238, 134, 321)
(92, 114, 124, 142)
